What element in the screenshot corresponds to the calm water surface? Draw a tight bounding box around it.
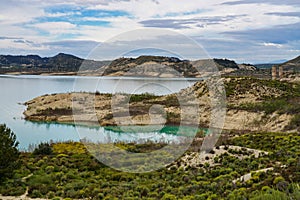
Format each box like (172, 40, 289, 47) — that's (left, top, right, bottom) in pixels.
(0, 75, 199, 150)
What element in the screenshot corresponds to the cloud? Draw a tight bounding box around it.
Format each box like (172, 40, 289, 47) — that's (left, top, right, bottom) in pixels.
(221, 0, 300, 6)
(0, 39, 100, 58)
(140, 19, 191, 29)
(84, 30, 212, 61)
(193, 37, 299, 63)
(223, 22, 300, 44)
(38, 5, 129, 27)
(43, 40, 100, 57)
(140, 15, 247, 29)
(0, 36, 22, 40)
(28, 22, 79, 39)
(0, 0, 299, 63)
(262, 42, 283, 48)
(13, 40, 35, 45)
(265, 12, 300, 17)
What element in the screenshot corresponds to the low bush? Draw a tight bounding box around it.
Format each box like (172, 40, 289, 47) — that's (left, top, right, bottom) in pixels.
(33, 142, 53, 155)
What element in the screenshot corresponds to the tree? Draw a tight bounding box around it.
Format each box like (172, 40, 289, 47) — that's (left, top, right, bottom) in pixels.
(33, 142, 53, 155)
(0, 124, 20, 181)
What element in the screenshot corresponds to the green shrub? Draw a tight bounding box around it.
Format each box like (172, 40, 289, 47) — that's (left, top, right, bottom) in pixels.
(261, 186, 271, 191)
(47, 191, 55, 199)
(0, 184, 26, 196)
(129, 93, 157, 102)
(162, 193, 177, 200)
(251, 189, 288, 200)
(273, 176, 285, 185)
(31, 189, 43, 198)
(33, 142, 53, 155)
(2, 130, 300, 199)
(45, 165, 55, 173)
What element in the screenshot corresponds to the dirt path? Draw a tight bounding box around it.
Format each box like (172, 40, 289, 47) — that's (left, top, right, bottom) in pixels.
(0, 195, 48, 200)
(233, 167, 274, 183)
(0, 174, 37, 200)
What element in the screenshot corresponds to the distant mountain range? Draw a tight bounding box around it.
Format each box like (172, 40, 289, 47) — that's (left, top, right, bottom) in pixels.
(0, 53, 109, 73)
(254, 64, 276, 69)
(0, 53, 298, 76)
(280, 55, 300, 71)
(254, 56, 300, 69)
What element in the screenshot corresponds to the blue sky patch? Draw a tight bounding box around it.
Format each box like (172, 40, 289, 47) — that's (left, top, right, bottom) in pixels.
(40, 5, 129, 27)
(45, 5, 129, 18)
(36, 16, 111, 27)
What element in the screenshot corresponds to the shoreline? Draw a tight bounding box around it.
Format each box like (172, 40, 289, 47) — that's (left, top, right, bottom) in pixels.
(23, 77, 300, 133)
(1, 71, 205, 79)
(0, 73, 204, 81)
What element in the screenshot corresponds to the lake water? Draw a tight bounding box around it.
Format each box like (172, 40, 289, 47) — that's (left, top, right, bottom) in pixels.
(0, 75, 199, 150)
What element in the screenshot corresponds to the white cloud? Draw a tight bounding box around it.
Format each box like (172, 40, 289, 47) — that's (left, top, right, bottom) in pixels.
(90, 0, 220, 19)
(31, 22, 77, 35)
(0, 0, 299, 62)
(262, 42, 283, 48)
(45, 11, 81, 18)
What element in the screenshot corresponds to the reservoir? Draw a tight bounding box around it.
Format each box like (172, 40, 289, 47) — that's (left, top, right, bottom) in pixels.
(0, 75, 199, 150)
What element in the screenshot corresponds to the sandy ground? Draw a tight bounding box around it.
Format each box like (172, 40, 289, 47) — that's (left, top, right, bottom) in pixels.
(0, 195, 46, 200)
(233, 167, 274, 183)
(176, 145, 268, 169)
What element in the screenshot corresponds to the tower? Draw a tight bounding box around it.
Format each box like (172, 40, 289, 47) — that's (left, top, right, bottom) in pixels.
(272, 66, 277, 80)
(279, 66, 284, 79)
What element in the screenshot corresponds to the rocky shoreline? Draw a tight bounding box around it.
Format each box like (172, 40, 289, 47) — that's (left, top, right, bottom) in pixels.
(23, 77, 300, 132)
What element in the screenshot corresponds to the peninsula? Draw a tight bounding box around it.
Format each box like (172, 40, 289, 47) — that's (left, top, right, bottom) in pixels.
(24, 77, 300, 132)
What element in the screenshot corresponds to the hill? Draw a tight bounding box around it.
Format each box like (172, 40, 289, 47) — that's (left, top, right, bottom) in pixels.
(0, 53, 109, 74)
(100, 56, 256, 77)
(283, 55, 300, 65)
(254, 63, 275, 69)
(0, 54, 257, 77)
(280, 55, 300, 72)
(101, 55, 198, 77)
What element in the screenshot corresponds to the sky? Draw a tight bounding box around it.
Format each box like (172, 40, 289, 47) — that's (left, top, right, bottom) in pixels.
(0, 0, 300, 63)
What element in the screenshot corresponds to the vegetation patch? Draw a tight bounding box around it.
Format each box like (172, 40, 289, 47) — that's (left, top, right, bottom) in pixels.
(1, 131, 300, 199)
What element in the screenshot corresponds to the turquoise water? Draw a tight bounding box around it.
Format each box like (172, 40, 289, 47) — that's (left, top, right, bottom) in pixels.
(0, 75, 198, 150)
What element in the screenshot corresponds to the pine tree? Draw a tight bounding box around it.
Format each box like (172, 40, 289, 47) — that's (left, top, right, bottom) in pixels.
(0, 124, 20, 181)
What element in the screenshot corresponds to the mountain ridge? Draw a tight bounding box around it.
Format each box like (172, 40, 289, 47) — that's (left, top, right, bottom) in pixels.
(0, 53, 112, 73)
(0, 53, 278, 77)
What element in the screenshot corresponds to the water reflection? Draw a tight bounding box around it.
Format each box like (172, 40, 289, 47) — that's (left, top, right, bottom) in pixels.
(0, 75, 199, 149)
